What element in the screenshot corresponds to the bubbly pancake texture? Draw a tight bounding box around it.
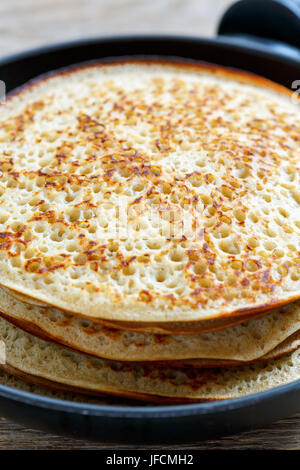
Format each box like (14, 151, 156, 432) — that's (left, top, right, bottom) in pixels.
(0, 61, 299, 321)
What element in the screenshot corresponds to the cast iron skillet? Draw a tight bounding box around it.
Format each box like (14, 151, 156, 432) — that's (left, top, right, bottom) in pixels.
(0, 0, 299, 443)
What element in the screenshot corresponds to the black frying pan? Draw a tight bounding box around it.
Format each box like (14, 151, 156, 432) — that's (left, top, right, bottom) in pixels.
(0, 0, 299, 443)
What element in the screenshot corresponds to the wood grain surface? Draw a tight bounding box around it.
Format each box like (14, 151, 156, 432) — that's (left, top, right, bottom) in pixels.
(0, 414, 299, 450)
(0, 0, 299, 450)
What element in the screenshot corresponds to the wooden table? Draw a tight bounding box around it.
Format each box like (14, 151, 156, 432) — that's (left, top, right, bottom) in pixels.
(0, 414, 299, 450)
(0, 0, 299, 450)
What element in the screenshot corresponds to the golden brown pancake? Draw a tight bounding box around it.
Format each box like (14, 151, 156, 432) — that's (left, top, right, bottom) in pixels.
(0, 61, 299, 323)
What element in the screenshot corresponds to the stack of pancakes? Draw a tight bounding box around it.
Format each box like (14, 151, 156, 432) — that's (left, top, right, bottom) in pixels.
(0, 61, 299, 404)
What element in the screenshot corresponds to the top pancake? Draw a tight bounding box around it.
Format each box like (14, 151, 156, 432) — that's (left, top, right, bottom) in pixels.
(0, 60, 299, 322)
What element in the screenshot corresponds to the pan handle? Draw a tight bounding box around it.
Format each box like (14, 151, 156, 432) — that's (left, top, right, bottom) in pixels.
(218, 0, 300, 51)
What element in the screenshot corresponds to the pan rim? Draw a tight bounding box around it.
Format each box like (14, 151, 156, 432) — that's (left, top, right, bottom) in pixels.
(0, 33, 299, 73)
(0, 379, 299, 418)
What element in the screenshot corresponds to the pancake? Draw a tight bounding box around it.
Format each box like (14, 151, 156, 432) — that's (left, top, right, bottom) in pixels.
(1, 336, 298, 404)
(2, 287, 49, 308)
(0, 315, 299, 403)
(5, 313, 299, 368)
(95, 311, 281, 334)
(2, 285, 267, 334)
(0, 286, 299, 362)
(164, 330, 300, 367)
(0, 365, 146, 405)
(0, 60, 299, 323)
